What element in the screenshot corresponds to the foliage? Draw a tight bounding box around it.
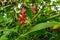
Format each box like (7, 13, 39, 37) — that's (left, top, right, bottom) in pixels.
(0, 0, 60, 40)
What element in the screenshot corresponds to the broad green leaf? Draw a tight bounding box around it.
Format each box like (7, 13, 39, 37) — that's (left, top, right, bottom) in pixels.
(53, 24, 60, 29)
(30, 29, 46, 35)
(20, 22, 60, 37)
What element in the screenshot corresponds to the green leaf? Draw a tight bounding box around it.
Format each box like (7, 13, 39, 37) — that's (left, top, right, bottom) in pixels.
(25, 0, 29, 2)
(0, 15, 6, 23)
(37, 14, 60, 23)
(34, 29, 46, 35)
(26, 8, 32, 19)
(20, 22, 60, 37)
(0, 15, 4, 22)
(6, 17, 13, 24)
(36, 0, 43, 3)
(0, 5, 11, 10)
(0, 37, 8, 40)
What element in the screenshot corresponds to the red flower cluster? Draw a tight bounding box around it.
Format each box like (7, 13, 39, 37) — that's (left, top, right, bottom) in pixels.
(18, 8, 26, 25)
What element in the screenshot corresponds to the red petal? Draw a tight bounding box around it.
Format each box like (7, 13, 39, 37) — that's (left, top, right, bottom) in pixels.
(19, 15, 26, 21)
(18, 18, 21, 22)
(21, 21, 26, 25)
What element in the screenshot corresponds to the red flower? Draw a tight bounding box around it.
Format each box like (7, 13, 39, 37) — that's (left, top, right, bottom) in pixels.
(18, 8, 26, 25)
(21, 21, 26, 25)
(20, 9, 26, 15)
(18, 17, 21, 22)
(22, 9, 26, 13)
(19, 15, 26, 21)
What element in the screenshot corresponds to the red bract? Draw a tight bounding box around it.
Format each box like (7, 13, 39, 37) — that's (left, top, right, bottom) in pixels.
(20, 12, 26, 17)
(20, 10, 24, 14)
(19, 15, 26, 21)
(18, 17, 21, 22)
(21, 21, 26, 25)
(20, 9, 26, 15)
(22, 9, 26, 13)
(18, 8, 26, 25)
(22, 14, 26, 17)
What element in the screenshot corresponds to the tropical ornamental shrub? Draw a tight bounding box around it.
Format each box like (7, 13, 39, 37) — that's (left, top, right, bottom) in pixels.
(0, 0, 60, 40)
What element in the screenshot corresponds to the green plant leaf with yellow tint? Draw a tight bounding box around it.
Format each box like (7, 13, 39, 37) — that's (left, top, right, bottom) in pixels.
(53, 24, 60, 29)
